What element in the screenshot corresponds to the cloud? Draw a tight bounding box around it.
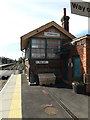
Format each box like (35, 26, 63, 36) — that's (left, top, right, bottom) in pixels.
(0, 51, 22, 60)
(69, 14, 88, 36)
(0, 0, 89, 60)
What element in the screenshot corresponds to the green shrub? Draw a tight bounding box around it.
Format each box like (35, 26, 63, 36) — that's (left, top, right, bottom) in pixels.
(73, 76, 82, 82)
(72, 75, 85, 86)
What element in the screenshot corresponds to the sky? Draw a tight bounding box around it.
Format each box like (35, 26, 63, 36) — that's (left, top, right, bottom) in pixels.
(0, 0, 89, 60)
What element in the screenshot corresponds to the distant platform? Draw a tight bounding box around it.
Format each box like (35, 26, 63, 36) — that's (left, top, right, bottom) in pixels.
(0, 63, 14, 68)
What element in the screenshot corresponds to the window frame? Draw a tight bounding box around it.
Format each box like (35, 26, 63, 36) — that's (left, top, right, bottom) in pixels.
(47, 39, 60, 58)
(29, 37, 61, 59)
(31, 39, 45, 59)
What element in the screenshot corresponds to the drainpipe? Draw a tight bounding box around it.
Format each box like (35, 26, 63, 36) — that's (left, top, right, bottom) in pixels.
(83, 73, 86, 83)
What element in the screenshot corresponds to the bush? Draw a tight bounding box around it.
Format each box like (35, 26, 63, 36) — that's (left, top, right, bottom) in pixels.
(72, 75, 85, 87)
(72, 75, 83, 83)
(72, 75, 86, 94)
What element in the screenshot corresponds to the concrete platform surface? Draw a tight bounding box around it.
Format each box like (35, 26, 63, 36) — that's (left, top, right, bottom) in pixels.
(0, 73, 89, 119)
(0, 74, 22, 119)
(22, 74, 70, 118)
(22, 74, 89, 119)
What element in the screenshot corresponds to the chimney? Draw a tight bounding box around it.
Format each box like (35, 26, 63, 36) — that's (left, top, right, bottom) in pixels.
(61, 8, 70, 32)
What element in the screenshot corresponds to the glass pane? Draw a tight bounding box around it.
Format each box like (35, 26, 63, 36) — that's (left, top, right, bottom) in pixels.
(41, 53, 45, 58)
(32, 48, 45, 58)
(48, 53, 56, 58)
(47, 48, 57, 58)
(32, 53, 40, 58)
(32, 39, 37, 43)
(47, 39, 60, 48)
(32, 39, 45, 49)
(47, 39, 60, 58)
(32, 44, 39, 48)
(31, 39, 45, 58)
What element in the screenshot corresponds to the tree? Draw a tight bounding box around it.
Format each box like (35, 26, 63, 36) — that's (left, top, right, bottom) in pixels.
(18, 57, 22, 63)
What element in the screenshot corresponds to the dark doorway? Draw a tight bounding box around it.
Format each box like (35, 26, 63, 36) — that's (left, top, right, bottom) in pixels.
(64, 59, 68, 80)
(73, 56, 80, 77)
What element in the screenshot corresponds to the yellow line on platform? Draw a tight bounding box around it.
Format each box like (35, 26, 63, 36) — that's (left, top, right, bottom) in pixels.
(8, 74, 22, 118)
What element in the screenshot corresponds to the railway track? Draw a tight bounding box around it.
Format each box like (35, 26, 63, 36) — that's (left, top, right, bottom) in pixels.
(0, 63, 14, 70)
(2, 64, 18, 70)
(44, 87, 79, 120)
(0, 63, 22, 91)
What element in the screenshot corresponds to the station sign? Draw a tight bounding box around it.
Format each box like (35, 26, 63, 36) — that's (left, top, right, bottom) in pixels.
(44, 32, 60, 37)
(70, 1, 90, 17)
(35, 61, 49, 64)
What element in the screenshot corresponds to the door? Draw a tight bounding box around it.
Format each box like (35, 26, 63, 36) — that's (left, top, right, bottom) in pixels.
(73, 56, 80, 77)
(64, 59, 68, 80)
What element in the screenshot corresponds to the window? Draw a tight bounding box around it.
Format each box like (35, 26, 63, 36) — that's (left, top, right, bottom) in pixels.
(47, 39, 60, 58)
(31, 39, 45, 58)
(31, 38, 60, 59)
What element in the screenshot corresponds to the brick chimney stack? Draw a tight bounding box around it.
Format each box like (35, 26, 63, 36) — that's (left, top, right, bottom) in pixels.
(63, 8, 66, 16)
(61, 8, 70, 32)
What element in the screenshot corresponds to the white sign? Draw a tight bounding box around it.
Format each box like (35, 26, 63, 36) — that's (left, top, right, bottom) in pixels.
(70, 1, 90, 17)
(44, 32, 60, 37)
(35, 61, 49, 64)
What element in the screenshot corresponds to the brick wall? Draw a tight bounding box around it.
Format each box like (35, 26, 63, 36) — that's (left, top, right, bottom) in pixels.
(67, 39, 86, 82)
(25, 59, 29, 80)
(67, 36, 90, 93)
(61, 39, 86, 80)
(86, 38, 90, 93)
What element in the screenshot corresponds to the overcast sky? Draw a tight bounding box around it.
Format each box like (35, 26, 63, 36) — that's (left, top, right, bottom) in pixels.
(0, 0, 89, 60)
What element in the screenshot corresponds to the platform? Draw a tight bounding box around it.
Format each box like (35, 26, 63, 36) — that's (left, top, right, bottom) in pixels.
(0, 70, 14, 79)
(0, 73, 89, 119)
(0, 74, 22, 119)
(0, 63, 14, 69)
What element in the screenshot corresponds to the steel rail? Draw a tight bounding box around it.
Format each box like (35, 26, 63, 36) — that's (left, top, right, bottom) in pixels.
(44, 87, 79, 120)
(0, 63, 14, 69)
